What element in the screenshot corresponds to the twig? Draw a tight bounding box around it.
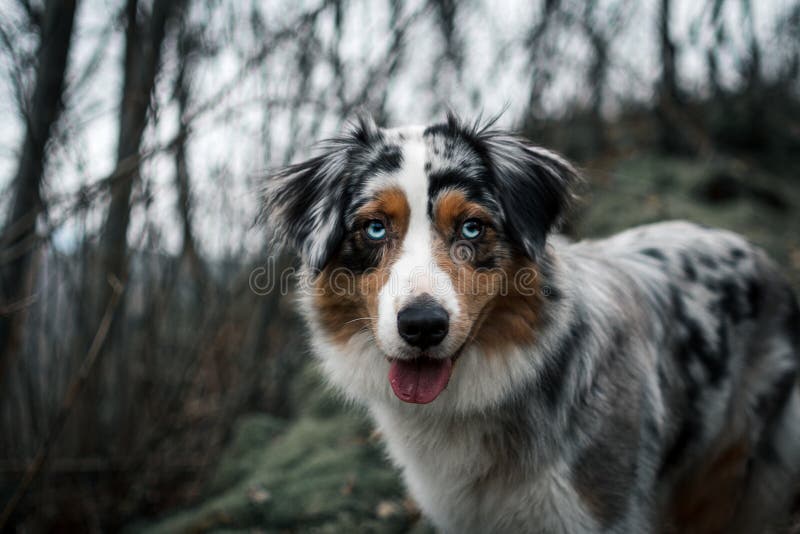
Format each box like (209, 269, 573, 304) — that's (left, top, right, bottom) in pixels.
(0, 275, 125, 530)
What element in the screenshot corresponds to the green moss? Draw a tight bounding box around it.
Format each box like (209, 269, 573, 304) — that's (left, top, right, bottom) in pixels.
(574, 155, 800, 289)
(206, 415, 289, 495)
(290, 363, 350, 419)
(135, 370, 433, 534)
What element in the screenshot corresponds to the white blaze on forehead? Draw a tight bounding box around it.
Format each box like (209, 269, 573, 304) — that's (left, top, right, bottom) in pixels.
(376, 136, 460, 353)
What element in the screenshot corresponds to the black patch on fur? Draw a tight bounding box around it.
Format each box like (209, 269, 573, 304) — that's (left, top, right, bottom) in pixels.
(543, 284, 561, 301)
(659, 415, 700, 476)
(755, 369, 798, 463)
(672, 284, 728, 385)
(669, 284, 688, 328)
(428, 168, 488, 198)
(755, 370, 796, 424)
(487, 388, 546, 473)
(428, 167, 484, 191)
(539, 311, 588, 408)
(537, 254, 562, 301)
(471, 249, 502, 271)
(362, 144, 403, 177)
(680, 253, 697, 281)
(639, 248, 668, 262)
(745, 277, 762, 319)
(719, 279, 743, 322)
(423, 122, 452, 138)
(786, 295, 800, 350)
(336, 233, 384, 274)
(715, 275, 760, 323)
(730, 247, 746, 262)
(659, 342, 703, 477)
(659, 284, 738, 475)
(689, 319, 726, 384)
(698, 254, 718, 270)
(572, 432, 636, 529)
(667, 322, 724, 480)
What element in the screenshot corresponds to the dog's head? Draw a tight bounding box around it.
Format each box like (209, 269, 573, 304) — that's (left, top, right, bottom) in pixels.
(264, 113, 579, 411)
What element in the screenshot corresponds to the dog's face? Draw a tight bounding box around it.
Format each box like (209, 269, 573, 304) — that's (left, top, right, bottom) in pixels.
(265, 114, 578, 411)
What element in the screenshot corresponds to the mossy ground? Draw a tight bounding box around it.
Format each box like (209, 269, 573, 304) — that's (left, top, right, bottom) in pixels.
(573, 154, 800, 288)
(134, 366, 435, 534)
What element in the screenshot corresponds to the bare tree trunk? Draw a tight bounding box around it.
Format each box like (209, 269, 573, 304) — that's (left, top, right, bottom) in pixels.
(524, 0, 560, 125)
(431, 0, 462, 70)
(428, 0, 463, 107)
(87, 0, 181, 449)
(583, 2, 609, 152)
(706, 0, 726, 99)
(0, 0, 78, 382)
(656, 0, 686, 153)
(742, 0, 765, 149)
(97, 0, 179, 299)
(174, 16, 207, 286)
(658, 0, 679, 103)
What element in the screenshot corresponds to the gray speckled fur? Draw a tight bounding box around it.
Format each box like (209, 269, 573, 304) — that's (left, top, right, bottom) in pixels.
(267, 117, 800, 533)
(369, 222, 800, 533)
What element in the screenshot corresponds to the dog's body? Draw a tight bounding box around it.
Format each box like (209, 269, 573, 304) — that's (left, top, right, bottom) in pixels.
(265, 115, 800, 533)
(366, 222, 800, 533)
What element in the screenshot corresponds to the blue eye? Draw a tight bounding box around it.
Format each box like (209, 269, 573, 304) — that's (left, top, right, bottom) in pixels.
(461, 219, 483, 239)
(365, 220, 387, 240)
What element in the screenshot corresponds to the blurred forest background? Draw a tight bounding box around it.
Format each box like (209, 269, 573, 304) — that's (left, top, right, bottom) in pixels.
(1, 0, 799, 532)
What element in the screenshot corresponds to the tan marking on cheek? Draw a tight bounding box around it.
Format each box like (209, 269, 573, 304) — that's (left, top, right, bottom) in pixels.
(431, 236, 520, 353)
(431, 189, 544, 356)
(473, 259, 542, 355)
(314, 261, 397, 346)
(434, 240, 542, 357)
(313, 270, 368, 345)
(313, 187, 409, 346)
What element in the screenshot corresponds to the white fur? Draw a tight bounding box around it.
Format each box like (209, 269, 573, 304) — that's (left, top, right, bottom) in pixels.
(376, 134, 461, 361)
(371, 402, 599, 533)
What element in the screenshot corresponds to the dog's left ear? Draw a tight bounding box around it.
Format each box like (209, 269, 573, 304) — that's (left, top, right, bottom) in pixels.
(262, 115, 382, 270)
(479, 132, 580, 260)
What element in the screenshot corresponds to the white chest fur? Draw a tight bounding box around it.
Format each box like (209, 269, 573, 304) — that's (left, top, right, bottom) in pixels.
(369, 404, 598, 534)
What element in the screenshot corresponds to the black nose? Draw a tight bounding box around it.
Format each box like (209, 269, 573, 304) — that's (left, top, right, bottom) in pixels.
(397, 297, 449, 349)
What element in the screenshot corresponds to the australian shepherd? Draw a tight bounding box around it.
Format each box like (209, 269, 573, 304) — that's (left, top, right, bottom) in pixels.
(263, 114, 800, 533)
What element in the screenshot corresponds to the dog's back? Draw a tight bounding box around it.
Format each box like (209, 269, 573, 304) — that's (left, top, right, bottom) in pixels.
(569, 221, 800, 533)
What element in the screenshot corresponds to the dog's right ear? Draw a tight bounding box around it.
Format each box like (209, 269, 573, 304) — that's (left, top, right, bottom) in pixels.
(261, 115, 381, 271)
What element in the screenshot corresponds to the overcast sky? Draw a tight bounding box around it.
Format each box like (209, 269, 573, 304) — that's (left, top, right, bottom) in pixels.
(0, 0, 791, 260)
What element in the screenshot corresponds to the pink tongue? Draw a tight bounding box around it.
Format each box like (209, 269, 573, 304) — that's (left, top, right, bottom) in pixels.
(389, 356, 453, 404)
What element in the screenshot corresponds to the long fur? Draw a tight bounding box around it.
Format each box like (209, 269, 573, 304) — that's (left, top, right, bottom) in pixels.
(263, 114, 800, 533)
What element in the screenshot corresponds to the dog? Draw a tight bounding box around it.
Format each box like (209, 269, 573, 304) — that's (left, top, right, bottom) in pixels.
(263, 113, 800, 533)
